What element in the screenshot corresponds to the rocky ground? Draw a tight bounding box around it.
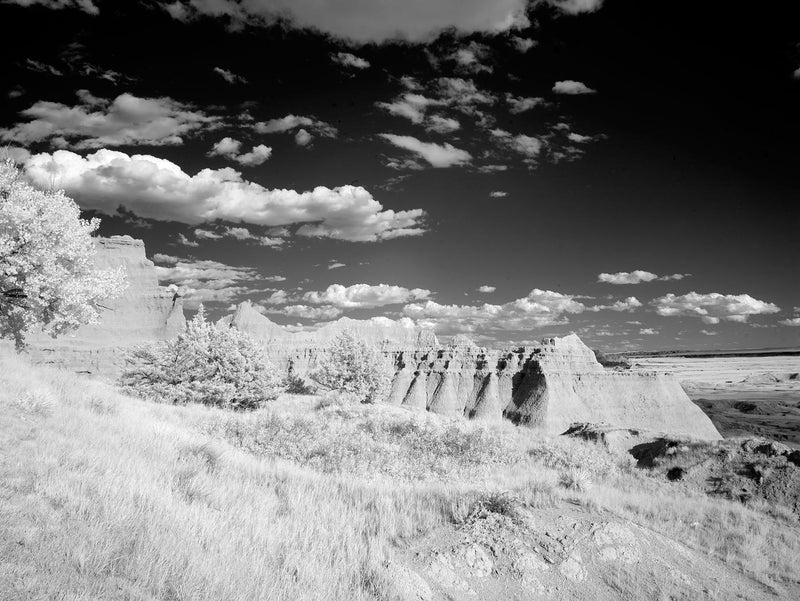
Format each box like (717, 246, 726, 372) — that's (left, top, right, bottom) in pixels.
(392, 503, 784, 601)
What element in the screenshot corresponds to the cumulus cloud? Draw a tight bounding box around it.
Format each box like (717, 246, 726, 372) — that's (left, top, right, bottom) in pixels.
(403, 288, 588, 334)
(779, 317, 800, 327)
(254, 114, 337, 139)
(652, 292, 781, 324)
(376, 93, 444, 124)
(379, 133, 471, 168)
(545, 0, 604, 14)
(303, 283, 431, 308)
(449, 41, 492, 74)
(331, 52, 370, 69)
(437, 77, 496, 114)
(589, 297, 643, 312)
(639, 328, 658, 335)
(0, 90, 217, 149)
(491, 129, 542, 161)
(598, 270, 689, 284)
(209, 138, 272, 166)
(154, 258, 263, 308)
(267, 304, 343, 320)
(425, 115, 461, 134)
(794, 67, 800, 79)
(700, 329, 718, 335)
(158, 0, 531, 44)
(213, 66, 247, 84)
(489, 191, 508, 198)
(511, 36, 537, 52)
(294, 128, 313, 146)
(553, 80, 596, 95)
(478, 285, 496, 293)
(328, 262, 346, 270)
(6, 0, 98, 14)
(22, 149, 426, 242)
(505, 94, 545, 114)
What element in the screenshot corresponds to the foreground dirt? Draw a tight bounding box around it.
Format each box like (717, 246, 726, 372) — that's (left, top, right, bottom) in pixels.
(392, 503, 787, 601)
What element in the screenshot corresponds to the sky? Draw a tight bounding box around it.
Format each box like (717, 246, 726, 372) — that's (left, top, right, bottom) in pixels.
(1, 0, 799, 351)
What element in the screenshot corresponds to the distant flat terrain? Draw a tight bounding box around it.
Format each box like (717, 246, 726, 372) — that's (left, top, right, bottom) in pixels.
(629, 355, 800, 448)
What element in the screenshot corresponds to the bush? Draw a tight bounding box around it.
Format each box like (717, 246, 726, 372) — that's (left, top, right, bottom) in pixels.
(119, 306, 282, 409)
(311, 332, 394, 403)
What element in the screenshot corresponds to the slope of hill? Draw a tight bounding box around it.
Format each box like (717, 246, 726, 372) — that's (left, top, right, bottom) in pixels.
(1, 350, 798, 601)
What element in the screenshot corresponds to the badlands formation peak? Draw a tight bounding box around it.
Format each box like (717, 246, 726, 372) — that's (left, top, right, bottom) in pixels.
(14, 238, 720, 440)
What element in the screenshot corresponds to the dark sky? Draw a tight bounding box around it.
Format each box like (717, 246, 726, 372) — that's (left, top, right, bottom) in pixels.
(2, 0, 798, 351)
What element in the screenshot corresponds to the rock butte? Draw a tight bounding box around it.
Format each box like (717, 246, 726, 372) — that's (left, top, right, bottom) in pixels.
(15, 237, 720, 440)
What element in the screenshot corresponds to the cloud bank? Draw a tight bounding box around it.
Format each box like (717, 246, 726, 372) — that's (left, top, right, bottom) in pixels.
(652, 292, 780, 324)
(22, 149, 426, 242)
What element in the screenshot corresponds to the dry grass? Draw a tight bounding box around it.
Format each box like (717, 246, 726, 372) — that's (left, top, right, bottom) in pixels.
(1, 350, 798, 600)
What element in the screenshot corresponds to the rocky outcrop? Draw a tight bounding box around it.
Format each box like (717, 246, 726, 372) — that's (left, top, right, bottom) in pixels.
(385, 335, 721, 440)
(18, 236, 185, 376)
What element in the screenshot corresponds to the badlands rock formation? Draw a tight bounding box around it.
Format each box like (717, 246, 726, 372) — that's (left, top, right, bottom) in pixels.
(18, 236, 185, 375)
(384, 334, 721, 439)
(222, 303, 720, 440)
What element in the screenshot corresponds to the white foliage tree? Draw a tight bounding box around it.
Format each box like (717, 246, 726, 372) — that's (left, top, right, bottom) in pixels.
(120, 306, 282, 409)
(0, 160, 127, 349)
(312, 332, 394, 403)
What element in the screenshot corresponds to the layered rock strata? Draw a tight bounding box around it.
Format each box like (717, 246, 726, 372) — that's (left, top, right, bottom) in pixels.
(17, 236, 185, 376)
(384, 334, 721, 439)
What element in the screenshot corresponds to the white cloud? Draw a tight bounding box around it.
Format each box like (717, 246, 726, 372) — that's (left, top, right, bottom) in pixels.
(553, 80, 596, 95)
(639, 328, 658, 335)
(589, 297, 642, 312)
(437, 77, 496, 114)
(478, 285, 496, 293)
(303, 283, 431, 308)
(598, 270, 689, 284)
(160, 0, 531, 44)
(208, 136, 242, 158)
(478, 164, 508, 173)
(505, 94, 544, 114)
(794, 67, 800, 79)
(426, 115, 461, 133)
(492, 129, 542, 160)
(194, 228, 223, 240)
(235, 144, 272, 166)
(779, 317, 800, 327)
(331, 52, 370, 69)
(22, 149, 426, 242)
(545, 0, 604, 14)
(652, 292, 781, 324)
(511, 36, 537, 52)
(700, 329, 718, 336)
(0, 91, 217, 149)
(376, 93, 443, 124)
(294, 128, 313, 146)
(213, 66, 247, 84)
(379, 134, 471, 168)
(154, 258, 262, 308)
(328, 262, 346, 270)
(254, 114, 337, 138)
(268, 304, 343, 320)
(449, 42, 492, 74)
(6, 0, 98, 14)
(489, 191, 508, 198)
(403, 288, 588, 334)
(152, 253, 180, 265)
(177, 233, 198, 247)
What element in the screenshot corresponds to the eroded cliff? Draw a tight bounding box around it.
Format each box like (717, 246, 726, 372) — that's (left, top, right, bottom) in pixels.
(18, 236, 185, 375)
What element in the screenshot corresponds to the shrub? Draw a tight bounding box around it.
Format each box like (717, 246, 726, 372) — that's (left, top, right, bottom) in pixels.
(119, 306, 282, 409)
(311, 332, 394, 403)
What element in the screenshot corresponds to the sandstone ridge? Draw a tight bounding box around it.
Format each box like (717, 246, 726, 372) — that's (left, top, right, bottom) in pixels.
(18, 235, 185, 375)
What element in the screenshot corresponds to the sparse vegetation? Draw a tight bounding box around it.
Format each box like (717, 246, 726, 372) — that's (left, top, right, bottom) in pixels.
(119, 306, 282, 409)
(2, 351, 799, 600)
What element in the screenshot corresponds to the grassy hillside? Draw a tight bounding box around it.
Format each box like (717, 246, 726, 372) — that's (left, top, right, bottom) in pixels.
(1, 350, 798, 600)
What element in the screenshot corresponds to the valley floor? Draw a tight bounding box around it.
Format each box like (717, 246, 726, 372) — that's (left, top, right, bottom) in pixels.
(1, 350, 799, 601)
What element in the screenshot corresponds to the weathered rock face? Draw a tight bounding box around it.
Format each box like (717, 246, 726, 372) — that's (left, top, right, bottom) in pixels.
(385, 335, 721, 440)
(18, 236, 185, 376)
